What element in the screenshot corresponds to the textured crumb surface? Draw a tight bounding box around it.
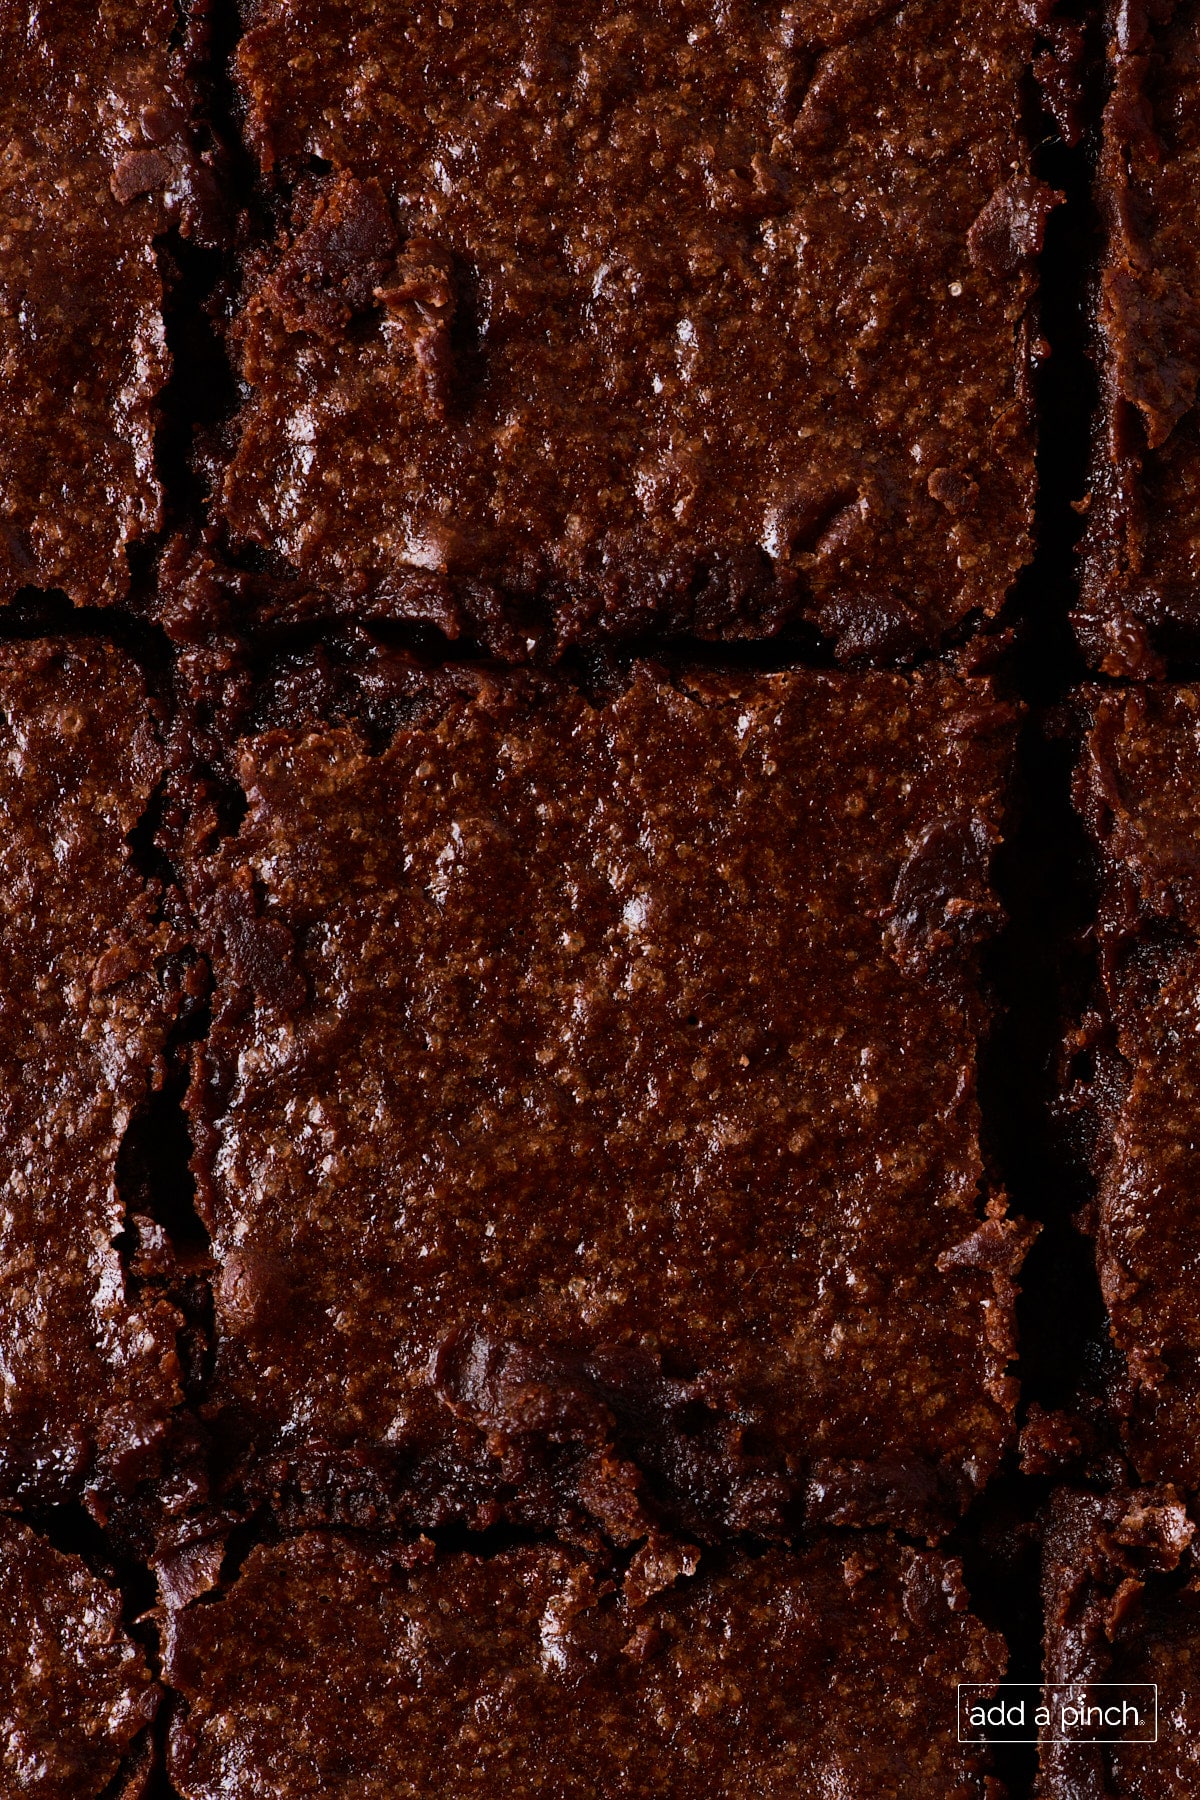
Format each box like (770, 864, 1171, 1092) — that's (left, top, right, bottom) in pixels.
(182, 658, 1028, 1539)
(1039, 1485, 1198, 1798)
(1079, 1, 1200, 674)
(0, 641, 183, 1504)
(1074, 684, 1200, 1493)
(0, 2, 216, 605)
(165, 1533, 1003, 1799)
(214, 0, 1049, 657)
(0, 1515, 158, 1800)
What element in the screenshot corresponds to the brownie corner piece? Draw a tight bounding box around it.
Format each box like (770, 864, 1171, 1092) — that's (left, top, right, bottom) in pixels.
(216, 0, 1049, 657)
(0, 639, 186, 1506)
(1071, 682, 1200, 1493)
(0, 1, 217, 605)
(0, 1514, 159, 1799)
(165, 1533, 1004, 1799)
(184, 654, 1029, 1541)
(1078, 2, 1200, 675)
(1039, 1483, 1197, 1798)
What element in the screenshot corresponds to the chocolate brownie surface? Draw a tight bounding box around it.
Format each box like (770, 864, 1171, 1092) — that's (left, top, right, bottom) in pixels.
(215, 0, 1050, 658)
(1073, 685, 1200, 1493)
(0, 1515, 158, 1799)
(1039, 1485, 1197, 1798)
(165, 1535, 1003, 1799)
(1079, 1, 1200, 674)
(0, 641, 183, 1505)
(183, 658, 1028, 1539)
(0, 3, 214, 605)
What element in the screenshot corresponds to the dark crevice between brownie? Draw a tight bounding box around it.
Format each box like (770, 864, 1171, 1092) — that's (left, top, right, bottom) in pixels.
(153, 235, 237, 549)
(0, 593, 179, 695)
(965, 8, 1111, 1794)
(120, 0, 242, 644)
(159, 0, 255, 507)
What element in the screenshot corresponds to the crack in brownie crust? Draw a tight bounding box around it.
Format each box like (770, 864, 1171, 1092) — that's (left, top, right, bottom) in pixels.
(181, 658, 1030, 1539)
(0, 1515, 159, 1800)
(165, 1533, 1004, 1798)
(214, 0, 1051, 657)
(0, 642, 184, 1506)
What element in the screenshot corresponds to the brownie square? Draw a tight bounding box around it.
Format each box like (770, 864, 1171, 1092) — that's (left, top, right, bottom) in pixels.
(184, 657, 1029, 1539)
(1078, 3, 1200, 674)
(165, 1534, 1003, 1799)
(1039, 1485, 1197, 1798)
(0, 641, 183, 1504)
(0, 2, 214, 605)
(1072, 685, 1200, 1492)
(214, 0, 1050, 659)
(0, 1515, 158, 1799)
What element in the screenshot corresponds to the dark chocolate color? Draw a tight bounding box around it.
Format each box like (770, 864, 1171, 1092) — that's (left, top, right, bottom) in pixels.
(0, 1515, 158, 1799)
(1078, 1, 1200, 674)
(166, 1534, 1004, 1799)
(1073, 685, 1200, 1495)
(0, 3, 216, 604)
(1039, 1484, 1196, 1798)
(214, 0, 1051, 658)
(182, 658, 1029, 1539)
(0, 641, 183, 1505)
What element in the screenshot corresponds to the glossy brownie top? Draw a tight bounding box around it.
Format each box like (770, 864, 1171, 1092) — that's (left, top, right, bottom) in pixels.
(182, 657, 1028, 1539)
(1074, 684, 1200, 1493)
(0, 641, 183, 1505)
(0, 1515, 158, 1799)
(1079, 2, 1200, 674)
(166, 1533, 1003, 1799)
(1040, 1485, 1197, 1798)
(215, 0, 1048, 657)
(0, 1, 216, 605)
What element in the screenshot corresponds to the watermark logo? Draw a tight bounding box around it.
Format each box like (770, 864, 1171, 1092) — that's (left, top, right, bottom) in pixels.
(958, 1684, 1157, 1745)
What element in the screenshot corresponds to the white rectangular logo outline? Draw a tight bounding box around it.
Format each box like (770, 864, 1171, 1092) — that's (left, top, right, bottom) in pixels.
(956, 1682, 1159, 1745)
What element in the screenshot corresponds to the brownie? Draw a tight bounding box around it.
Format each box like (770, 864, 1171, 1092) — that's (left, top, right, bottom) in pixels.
(0, 1515, 158, 1798)
(181, 656, 1029, 1540)
(0, 2, 217, 605)
(0, 641, 185, 1505)
(1072, 684, 1200, 1493)
(1078, 2, 1200, 674)
(1039, 1484, 1197, 1798)
(212, 0, 1052, 658)
(165, 1534, 1004, 1798)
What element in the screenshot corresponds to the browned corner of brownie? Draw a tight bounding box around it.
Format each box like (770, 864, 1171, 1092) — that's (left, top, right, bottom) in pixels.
(0, 639, 193, 1509)
(1076, 1, 1200, 676)
(163, 1532, 1004, 1798)
(176, 654, 1032, 1542)
(0, 1515, 159, 1800)
(0, 2, 222, 607)
(1038, 1483, 1197, 1798)
(1070, 683, 1200, 1495)
(210, 0, 1052, 659)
